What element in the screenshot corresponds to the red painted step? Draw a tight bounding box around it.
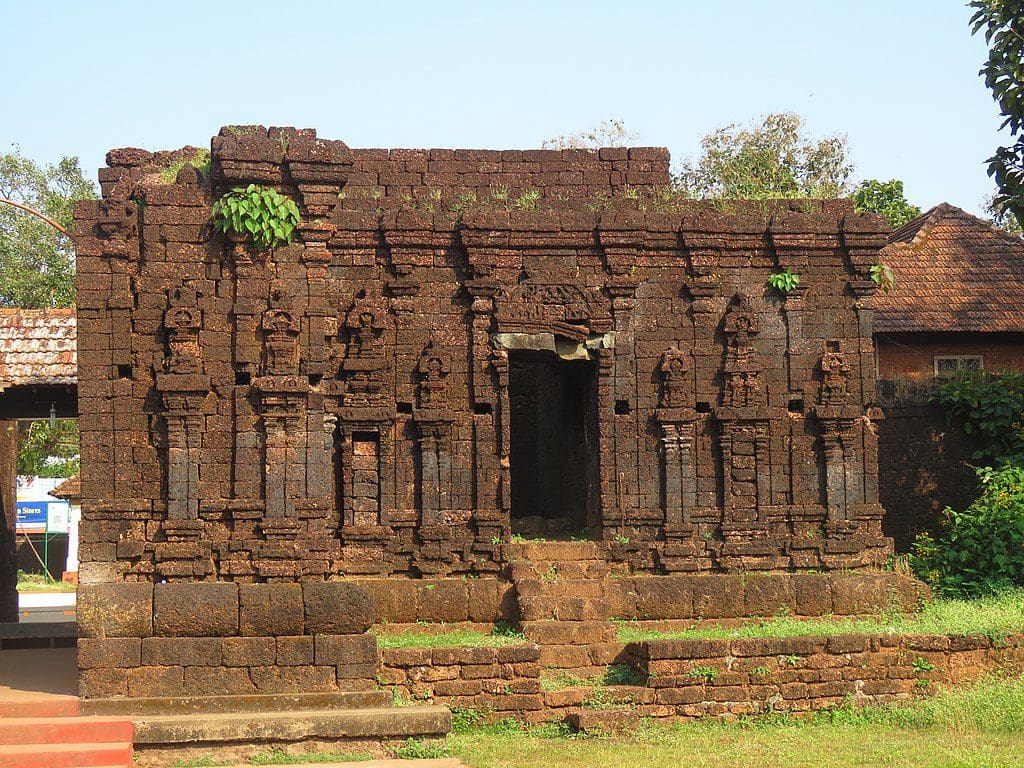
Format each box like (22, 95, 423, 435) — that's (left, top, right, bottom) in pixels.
(0, 741, 132, 768)
(0, 715, 133, 745)
(0, 696, 79, 718)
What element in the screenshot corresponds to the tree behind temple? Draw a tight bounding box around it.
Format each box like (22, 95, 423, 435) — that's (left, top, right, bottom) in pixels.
(0, 149, 96, 308)
(853, 179, 921, 228)
(676, 112, 853, 199)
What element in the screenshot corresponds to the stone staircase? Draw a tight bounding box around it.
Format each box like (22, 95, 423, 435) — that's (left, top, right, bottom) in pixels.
(507, 540, 629, 675)
(0, 696, 133, 768)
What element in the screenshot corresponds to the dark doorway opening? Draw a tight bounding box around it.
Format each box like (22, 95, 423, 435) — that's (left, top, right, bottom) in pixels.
(508, 350, 597, 538)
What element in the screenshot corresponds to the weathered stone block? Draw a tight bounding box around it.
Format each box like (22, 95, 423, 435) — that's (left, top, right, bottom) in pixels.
(78, 637, 142, 669)
(141, 637, 222, 666)
(79, 668, 128, 698)
(221, 636, 277, 666)
(77, 583, 153, 638)
(276, 635, 314, 665)
(127, 665, 185, 697)
(314, 634, 377, 665)
(153, 583, 239, 637)
(302, 582, 375, 634)
(239, 583, 304, 636)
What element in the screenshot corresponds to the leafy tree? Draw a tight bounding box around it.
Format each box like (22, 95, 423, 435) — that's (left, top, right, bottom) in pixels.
(852, 179, 921, 228)
(17, 420, 79, 478)
(970, 1, 1024, 230)
(1, 149, 93, 478)
(0, 149, 96, 308)
(543, 118, 638, 149)
(984, 192, 1024, 235)
(675, 112, 853, 199)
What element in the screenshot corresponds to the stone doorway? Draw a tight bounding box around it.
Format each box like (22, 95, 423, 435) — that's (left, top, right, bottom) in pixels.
(507, 349, 598, 538)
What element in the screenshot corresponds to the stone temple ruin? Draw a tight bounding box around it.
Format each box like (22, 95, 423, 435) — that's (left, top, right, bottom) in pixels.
(69, 128, 928, 744)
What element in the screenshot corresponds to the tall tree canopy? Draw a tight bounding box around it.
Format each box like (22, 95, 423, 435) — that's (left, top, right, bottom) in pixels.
(852, 179, 922, 228)
(971, 1, 1024, 228)
(675, 112, 853, 199)
(0, 149, 96, 308)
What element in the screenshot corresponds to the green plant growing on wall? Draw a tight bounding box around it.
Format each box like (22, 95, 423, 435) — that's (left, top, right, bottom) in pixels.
(212, 184, 300, 252)
(767, 267, 801, 293)
(688, 666, 719, 683)
(870, 262, 895, 292)
(512, 190, 541, 210)
(912, 657, 936, 673)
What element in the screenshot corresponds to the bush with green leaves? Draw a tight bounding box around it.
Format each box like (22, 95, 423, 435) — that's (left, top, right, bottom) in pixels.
(911, 462, 1024, 597)
(212, 184, 300, 252)
(931, 371, 1024, 464)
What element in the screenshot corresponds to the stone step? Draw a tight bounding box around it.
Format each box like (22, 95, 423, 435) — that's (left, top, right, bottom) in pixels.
(568, 708, 638, 734)
(507, 541, 602, 562)
(0, 695, 79, 719)
(80, 690, 389, 716)
(515, 577, 608, 598)
(0, 716, 133, 745)
(0, 741, 132, 768)
(521, 620, 618, 645)
(509, 561, 614, 580)
(518, 596, 610, 621)
(131, 705, 451, 745)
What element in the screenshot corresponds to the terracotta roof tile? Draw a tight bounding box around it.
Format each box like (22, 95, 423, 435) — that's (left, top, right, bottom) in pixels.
(0, 309, 77, 387)
(875, 203, 1024, 333)
(50, 473, 80, 500)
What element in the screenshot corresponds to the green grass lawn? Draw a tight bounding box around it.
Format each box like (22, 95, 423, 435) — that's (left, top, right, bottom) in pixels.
(448, 675, 1024, 768)
(617, 589, 1024, 644)
(15, 571, 76, 592)
(372, 624, 527, 649)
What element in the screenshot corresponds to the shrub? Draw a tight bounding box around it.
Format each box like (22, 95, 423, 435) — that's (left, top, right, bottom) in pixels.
(212, 184, 300, 252)
(911, 463, 1024, 596)
(931, 371, 1024, 464)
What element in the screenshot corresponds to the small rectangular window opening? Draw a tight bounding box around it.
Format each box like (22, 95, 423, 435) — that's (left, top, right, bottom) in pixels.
(933, 356, 983, 377)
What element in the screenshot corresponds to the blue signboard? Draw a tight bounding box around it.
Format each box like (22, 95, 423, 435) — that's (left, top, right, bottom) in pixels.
(16, 501, 48, 530)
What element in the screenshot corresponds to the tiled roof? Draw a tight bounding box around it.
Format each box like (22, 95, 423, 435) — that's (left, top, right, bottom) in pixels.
(875, 203, 1024, 334)
(0, 309, 77, 387)
(50, 473, 80, 500)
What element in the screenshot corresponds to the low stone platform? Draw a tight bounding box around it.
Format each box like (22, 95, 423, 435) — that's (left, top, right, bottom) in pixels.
(131, 705, 451, 745)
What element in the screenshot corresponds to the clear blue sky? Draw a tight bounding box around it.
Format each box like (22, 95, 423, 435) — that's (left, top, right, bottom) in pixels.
(3, 1, 1002, 214)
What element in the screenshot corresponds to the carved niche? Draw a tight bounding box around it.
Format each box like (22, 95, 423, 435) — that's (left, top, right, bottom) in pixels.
(814, 341, 861, 534)
(155, 284, 209, 526)
(417, 341, 451, 410)
(414, 341, 455, 528)
(340, 288, 390, 408)
(658, 345, 691, 410)
(261, 287, 301, 377)
(163, 285, 202, 375)
(819, 341, 851, 406)
(721, 294, 763, 408)
(656, 345, 697, 536)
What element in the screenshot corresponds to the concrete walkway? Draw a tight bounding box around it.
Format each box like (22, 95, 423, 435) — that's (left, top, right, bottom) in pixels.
(0, 648, 77, 699)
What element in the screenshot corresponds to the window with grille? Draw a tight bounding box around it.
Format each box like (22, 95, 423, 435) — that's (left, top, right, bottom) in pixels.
(933, 355, 983, 376)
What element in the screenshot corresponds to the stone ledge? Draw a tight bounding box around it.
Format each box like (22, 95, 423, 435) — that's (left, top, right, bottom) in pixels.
(131, 705, 451, 745)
